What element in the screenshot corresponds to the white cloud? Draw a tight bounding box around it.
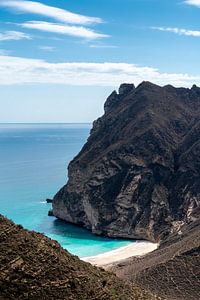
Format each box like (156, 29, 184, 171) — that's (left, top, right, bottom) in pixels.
(184, 0, 200, 8)
(0, 0, 102, 25)
(0, 30, 31, 41)
(20, 21, 109, 39)
(38, 46, 55, 52)
(152, 26, 200, 37)
(0, 55, 199, 87)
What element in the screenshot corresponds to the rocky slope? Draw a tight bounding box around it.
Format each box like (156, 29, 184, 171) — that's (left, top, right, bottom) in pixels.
(110, 207, 200, 300)
(0, 215, 160, 300)
(53, 81, 200, 242)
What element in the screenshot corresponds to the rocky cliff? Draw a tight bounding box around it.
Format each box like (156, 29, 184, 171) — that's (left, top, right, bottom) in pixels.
(53, 81, 200, 242)
(0, 215, 160, 300)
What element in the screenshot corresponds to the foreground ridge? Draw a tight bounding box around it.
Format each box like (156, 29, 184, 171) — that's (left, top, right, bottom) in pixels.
(0, 214, 160, 300)
(53, 81, 200, 242)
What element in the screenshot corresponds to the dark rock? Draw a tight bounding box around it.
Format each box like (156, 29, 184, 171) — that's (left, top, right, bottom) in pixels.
(48, 209, 54, 216)
(104, 90, 119, 113)
(118, 83, 135, 95)
(46, 198, 53, 203)
(0, 214, 158, 300)
(104, 83, 135, 114)
(53, 82, 200, 242)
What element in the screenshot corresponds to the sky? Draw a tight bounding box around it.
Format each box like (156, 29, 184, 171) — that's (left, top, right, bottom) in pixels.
(1, 0, 200, 122)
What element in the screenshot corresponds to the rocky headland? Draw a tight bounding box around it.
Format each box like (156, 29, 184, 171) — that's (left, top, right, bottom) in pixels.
(1, 82, 200, 299)
(52, 81, 200, 242)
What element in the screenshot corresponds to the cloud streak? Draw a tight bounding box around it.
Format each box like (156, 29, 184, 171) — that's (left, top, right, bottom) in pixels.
(38, 46, 55, 52)
(152, 26, 200, 37)
(184, 0, 200, 8)
(20, 21, 109, 39)
(0, 0, 102, 25)
(89, 44, 118, 48)
(0, 55, 199, 87)
(0, 30, 31, 41)
(0, 49, 10, 55)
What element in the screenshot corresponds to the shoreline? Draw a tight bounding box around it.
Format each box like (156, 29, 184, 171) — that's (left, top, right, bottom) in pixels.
(82, 241, 158, 267)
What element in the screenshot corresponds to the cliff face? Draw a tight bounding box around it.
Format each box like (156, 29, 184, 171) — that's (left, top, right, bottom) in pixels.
(0, 215, 159, 300)
(53, 82, 200, 242)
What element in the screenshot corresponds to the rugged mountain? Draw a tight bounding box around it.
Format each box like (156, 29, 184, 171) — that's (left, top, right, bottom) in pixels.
(53, 82, 200, 242)
(110, 207, 200, 300)
(0, 215, 160, 300)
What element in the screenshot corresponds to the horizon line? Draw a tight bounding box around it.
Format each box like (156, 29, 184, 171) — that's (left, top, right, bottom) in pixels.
(0, 122, 92, 124)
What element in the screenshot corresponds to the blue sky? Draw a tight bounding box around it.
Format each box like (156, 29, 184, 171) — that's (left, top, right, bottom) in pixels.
(1, 0, 200, 122)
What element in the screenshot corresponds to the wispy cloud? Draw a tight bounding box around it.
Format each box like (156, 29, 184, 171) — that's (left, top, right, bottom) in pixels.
(0, 49, 10, 55)
(38, 46, 55, 52)
(0, 30, 31, 41)
(184, 0, 200, 8)
(152, 26, 200, 37)
(1, 1, 108, 40)
(89, 44, 118, 48)
(0, 0, 102, 25)
(0, 55, 199, 87)
(20, 21, 109, 39)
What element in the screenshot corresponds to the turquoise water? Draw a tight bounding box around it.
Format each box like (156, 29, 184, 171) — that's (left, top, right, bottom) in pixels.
(0, 123, 132, 257)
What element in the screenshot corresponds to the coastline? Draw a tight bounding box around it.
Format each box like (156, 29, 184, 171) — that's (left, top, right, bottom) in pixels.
(82, 241, 158, 267)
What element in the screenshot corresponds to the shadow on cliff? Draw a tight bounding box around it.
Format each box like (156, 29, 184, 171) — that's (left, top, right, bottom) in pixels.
(51, 218, 130, 242)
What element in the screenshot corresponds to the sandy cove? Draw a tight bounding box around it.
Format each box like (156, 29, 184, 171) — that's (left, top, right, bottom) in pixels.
(82, 241, 158, 267)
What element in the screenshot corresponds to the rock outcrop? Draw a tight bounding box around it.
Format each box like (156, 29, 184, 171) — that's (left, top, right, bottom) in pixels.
(53, 82, 200, 242)
(110, 207, 200, 300)
(0, 215, 160, 300)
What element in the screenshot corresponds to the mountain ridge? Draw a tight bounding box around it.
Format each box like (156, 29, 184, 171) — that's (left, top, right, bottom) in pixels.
(53, 81, 200, 242)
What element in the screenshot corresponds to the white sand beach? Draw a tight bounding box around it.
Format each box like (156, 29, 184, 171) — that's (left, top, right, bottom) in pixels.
(82, 241, 158, 267)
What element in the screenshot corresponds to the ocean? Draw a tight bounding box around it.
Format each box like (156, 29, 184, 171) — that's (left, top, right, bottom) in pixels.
(0, 123, 132, 258)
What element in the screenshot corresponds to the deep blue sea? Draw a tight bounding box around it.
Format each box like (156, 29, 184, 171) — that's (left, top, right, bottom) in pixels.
(0, 123, 132, 258)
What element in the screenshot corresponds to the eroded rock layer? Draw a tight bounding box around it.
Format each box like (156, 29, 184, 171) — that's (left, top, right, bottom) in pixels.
(53, 82, 200, 242)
